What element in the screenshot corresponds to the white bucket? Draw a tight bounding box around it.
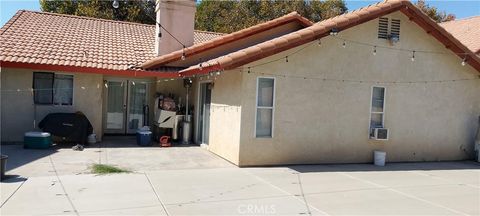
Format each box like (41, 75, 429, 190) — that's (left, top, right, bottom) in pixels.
(374, 151, 386, 166)
(88, 134, 97, 144)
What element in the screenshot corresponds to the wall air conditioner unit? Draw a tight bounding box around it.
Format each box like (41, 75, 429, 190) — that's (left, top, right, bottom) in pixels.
(372, 128, 389, 140)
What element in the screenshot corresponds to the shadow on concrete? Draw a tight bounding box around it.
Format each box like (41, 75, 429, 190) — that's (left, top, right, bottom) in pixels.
(1, 145, 57, 172)
(288, 161, 480, 173)
(89, 136, 200, 149)
(1, 175, 28, 183)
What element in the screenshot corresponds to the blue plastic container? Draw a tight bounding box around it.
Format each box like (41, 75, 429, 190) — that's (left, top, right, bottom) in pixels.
(136, 131, 152, 146)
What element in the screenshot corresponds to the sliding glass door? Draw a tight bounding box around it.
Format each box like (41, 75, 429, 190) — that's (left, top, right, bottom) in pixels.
(126, 82, 148, 134)
(105, 80, 126, 134)
(104, 79, 149, 134)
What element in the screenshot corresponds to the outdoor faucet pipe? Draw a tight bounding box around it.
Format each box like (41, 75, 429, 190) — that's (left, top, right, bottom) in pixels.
(185, 85, 189, 118)
(183, 78, 193, 120)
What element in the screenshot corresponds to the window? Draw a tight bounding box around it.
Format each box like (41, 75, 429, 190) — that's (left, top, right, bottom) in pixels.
(33, 72, 73, 105)
(370, 86, 385, 137)
(255, 77, 275, 138)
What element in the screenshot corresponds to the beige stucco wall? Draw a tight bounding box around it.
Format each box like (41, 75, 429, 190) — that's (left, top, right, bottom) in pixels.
(228, 12, 480, 166)
(192, 71, 243, 164)
(1, 68, 103, 142)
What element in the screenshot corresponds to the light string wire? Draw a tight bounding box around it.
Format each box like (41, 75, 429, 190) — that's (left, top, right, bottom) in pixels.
(141, 0, 187, 48)
(332, 35, 475, 56)
(0, 73, 219, 93)
(2, 35, 480, 93)
(243, 35, 480, 84)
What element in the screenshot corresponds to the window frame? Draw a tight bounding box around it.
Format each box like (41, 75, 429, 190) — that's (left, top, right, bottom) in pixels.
(369, 86, 386, 138)
(254, 76, 276, 138)
(33, 72, 74, 106)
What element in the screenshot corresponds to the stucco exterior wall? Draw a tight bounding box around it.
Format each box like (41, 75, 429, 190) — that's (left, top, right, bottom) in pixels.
(1, 68, 103, 142)
(194, 71, 242, 164)
(233, 12, 480, 166)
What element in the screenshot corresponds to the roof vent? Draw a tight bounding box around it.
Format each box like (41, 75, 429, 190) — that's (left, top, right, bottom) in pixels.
(378, 17, 389, 39)
(390, 19, 401, 40)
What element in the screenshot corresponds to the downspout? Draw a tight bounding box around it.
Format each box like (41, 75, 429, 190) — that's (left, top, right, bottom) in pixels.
(475, 116, 480, 162)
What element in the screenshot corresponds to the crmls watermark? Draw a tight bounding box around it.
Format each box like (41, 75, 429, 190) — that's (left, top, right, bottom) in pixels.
(237, 204, 276, 215)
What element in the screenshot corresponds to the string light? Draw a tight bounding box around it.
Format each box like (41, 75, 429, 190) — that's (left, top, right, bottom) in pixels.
(181, 46, 186, 61)
(112, 0, 119, 9)
(242, 70, 479, 84)
(3, 34, 479, 95)
(330, 28, 339, 36)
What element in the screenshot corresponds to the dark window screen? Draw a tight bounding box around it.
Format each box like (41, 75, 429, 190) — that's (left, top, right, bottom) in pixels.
(33, 72, 54, 104)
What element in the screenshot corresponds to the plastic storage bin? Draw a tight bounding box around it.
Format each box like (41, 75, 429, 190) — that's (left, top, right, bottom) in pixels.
(374, 151, 386, 166)
(24, 132, 52, 149)
(136, 131, 152, 146)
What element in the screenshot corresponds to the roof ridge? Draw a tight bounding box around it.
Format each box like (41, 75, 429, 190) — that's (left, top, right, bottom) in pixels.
(194, 30, 226, 35)
(441, 15, 480, 24)
(20, 10, 155, 27)
(142, 11, 313, 68)
(0, 10, 25, 35)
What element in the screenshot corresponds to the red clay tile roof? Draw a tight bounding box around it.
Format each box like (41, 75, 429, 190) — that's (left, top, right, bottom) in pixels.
(194, 30, 225, 44)
(440, 16, 480, 55)
(141, 12, 313, 69)
(0, 10, 223, 71)
(180, 0, 480, 75)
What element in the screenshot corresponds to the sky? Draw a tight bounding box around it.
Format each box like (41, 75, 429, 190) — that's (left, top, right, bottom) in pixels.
(0, 0, 479, 27)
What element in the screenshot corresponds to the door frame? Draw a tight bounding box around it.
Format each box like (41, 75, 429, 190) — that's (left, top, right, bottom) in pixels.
(103, 77, 150, 135)
(103, 78, 128, 134)
(126, 80, 150, 134)
(194, 80, 212, 145)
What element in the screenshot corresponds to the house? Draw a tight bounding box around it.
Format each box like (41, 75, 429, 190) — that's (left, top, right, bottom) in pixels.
(1, 0, 479, 166)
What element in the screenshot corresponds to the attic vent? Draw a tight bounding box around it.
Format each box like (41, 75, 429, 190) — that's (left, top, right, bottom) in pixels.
(390, 19, 401, 39)
(378, 17, 389, 39)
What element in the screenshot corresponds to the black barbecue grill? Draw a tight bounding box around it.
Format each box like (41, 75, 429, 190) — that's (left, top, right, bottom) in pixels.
(38, 112, 93, 145)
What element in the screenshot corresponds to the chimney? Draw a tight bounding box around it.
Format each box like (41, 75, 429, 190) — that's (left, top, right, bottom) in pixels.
(155, 0, 196, 56)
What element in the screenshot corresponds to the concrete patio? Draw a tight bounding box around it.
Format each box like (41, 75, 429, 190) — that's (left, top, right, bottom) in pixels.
(1, 138, 479, 215)
(1, 136, 235, 177)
